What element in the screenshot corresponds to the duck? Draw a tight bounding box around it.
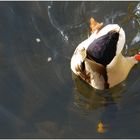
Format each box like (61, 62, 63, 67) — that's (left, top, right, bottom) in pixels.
(71, 17, 140, 90)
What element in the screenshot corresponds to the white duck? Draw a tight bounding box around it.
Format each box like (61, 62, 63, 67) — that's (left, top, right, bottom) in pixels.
(71, 18, 140, 90)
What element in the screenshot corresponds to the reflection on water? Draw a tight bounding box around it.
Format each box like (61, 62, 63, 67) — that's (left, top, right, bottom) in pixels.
(73, 72, 125, 134)
(0, 1, 140, 138)
(73, 72, 125, 110)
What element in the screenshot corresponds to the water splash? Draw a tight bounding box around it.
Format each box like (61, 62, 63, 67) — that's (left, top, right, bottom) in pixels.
(104, 11, 126, 24)
(130, 2, 140, 46)
(131, 31, 140, 45)
(133, 2, 140, 26)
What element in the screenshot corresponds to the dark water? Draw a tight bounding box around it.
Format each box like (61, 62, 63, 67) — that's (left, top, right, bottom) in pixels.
(0, 1, 140, 138)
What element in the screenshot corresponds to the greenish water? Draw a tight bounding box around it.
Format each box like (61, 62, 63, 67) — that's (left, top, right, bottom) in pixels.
(0, 1, 140, 138)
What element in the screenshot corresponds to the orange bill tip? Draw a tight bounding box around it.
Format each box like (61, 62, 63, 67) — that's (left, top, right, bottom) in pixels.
(134, 54, 140, 61)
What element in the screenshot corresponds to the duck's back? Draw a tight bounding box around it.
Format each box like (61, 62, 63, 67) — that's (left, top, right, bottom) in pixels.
(107, 53, 137, 88)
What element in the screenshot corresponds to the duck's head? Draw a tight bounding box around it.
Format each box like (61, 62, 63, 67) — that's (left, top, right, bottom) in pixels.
(86, 24, 125, 66)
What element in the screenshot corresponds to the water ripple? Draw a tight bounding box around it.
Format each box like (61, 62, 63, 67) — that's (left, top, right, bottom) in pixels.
(47, 5, 69, 42)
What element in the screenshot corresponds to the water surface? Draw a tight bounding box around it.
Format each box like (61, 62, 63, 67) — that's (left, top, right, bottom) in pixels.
(0, 1, 140, 138)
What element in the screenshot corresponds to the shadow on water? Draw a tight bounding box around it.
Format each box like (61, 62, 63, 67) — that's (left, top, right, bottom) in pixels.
(0, 1, 139, 138)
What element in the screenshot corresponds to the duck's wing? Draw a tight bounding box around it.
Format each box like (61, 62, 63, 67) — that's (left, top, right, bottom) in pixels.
(71, 47, 108, 90)
(84, 58, 108, 90)
(71, 29, 99, 75)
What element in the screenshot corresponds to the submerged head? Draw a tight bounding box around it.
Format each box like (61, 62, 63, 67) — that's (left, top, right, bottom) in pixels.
(86, 24, 125, 66)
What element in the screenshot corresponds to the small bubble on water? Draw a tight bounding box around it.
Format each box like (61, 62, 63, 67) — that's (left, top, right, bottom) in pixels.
(36, 38, 41, 43)
(47, 57, 52, 62)
(122, 83, 126, 87)
(48, 6, 51, 9)
(64, 35, 68, 41)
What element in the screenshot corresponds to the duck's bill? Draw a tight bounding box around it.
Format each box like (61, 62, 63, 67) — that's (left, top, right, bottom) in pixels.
(134, 54, 140, 61)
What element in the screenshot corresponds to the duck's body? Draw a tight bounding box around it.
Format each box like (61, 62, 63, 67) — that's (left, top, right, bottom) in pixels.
(71, 18, 138, 90)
